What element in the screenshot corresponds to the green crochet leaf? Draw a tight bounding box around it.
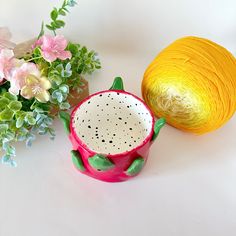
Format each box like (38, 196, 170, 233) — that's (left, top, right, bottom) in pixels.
(59, 111, 70, 134)
(71, 150, 85, 171)
(125, 157, 145, 176)
(152, 118, 166, 141)
(88, 154, 114, 171)
(109, 77, 124, 91)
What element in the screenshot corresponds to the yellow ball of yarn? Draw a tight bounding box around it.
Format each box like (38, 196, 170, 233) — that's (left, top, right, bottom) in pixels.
(142, 36, 236, 134)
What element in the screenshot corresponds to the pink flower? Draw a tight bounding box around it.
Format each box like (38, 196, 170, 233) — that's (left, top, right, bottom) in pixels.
(8, 62, 40, 95)
(0, 49, 15, 82)
(0, 27, 16, 50)
(38, 35, 71, 62)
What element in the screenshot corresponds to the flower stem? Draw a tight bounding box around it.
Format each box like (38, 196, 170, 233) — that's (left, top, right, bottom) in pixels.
(26, 56, 42, 62)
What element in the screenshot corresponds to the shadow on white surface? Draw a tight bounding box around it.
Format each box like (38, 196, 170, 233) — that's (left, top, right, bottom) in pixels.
(141, 114, 236, 178)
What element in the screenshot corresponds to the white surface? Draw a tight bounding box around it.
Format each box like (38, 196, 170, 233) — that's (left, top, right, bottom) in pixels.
(0, 0, 236, 236)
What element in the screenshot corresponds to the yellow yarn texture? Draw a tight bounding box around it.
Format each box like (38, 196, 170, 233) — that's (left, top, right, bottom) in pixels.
(142, 36, 236, 134)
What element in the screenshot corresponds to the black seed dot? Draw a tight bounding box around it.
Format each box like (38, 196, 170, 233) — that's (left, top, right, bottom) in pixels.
(125, 122, 127, 124)
(118, 117, 122, 120)
(107, 119, 109, 121)
(102, 139, 105, 142)
(95, 134, 98, 136)
(125, 141, 127, 144)
(82, 135, 84, 137)
(88, 101, 90, 104)
(129, 144, 132, 147)
(129, 128, 132, 130)
(99, 94, 102, 97)
(88, 125, 91, 128)
(113, 134, 116, 136)
(117, 92, 120, 95)
(97, 104, 99, 107)
(127, 106, 129, 108)
(109, 141, 113, 143)
(96, 127, 98, 129)
(106, 104, 109, 106)
(82, 119, 84, 122)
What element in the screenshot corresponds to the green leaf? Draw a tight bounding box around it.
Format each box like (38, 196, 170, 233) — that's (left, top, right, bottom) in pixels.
(110, 77, 124, 91)
(50, 8, 58, 21)
(0, 98, 9, 110)
(0, 124, 9, 132)
(59, 9, 66, 16)
(152, 118, 166, 141)
(3, 92, 17, 101)
(59, 85, 69, 94)
(88, 154, 114, 171)
(9, 101, 22, 112)
(55, 20, 65, 28)
(58, 111, 70, 134)
(16, 117, 24, 128)
(125, 157, 145, 176)
(67, 0, 77, 7)
(46, 24, 54, 30)
(59, 102, 70, 110)
(71, 150, 85, 171)
(37, 21, 45, 39)
(0, 108, 14, 121)
(52, 76, 63, 86)
(25, 114, 36, 126)
(67, 42, 79, 55)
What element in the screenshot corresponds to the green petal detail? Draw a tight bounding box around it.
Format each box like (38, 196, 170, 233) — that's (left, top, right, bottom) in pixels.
(152, 118, 166, 141)
(71, 150, 85, 171)
(125, 157, 145, 176)
(59, 111, 70, 135)
(88, 154, 114, 171)
(109, 77, 124, 91)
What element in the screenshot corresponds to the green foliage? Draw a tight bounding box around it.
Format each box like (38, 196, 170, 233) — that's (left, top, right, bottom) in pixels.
(1, 0, 101, 166)
(0, 92, 55, 166)
(40, 0, 77, 36)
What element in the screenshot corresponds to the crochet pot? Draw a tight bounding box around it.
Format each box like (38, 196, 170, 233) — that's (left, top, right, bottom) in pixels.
(60, 77, 165, 182)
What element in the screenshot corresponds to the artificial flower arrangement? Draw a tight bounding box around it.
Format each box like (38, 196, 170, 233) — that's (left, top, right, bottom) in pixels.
(0, 0, 101, 166)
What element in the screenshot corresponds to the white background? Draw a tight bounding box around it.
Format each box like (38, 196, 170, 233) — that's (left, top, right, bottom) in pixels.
(0, 0, 236, 235)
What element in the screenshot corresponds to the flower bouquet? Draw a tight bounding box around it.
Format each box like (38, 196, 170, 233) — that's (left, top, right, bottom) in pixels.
(0, 0, 101, 166)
